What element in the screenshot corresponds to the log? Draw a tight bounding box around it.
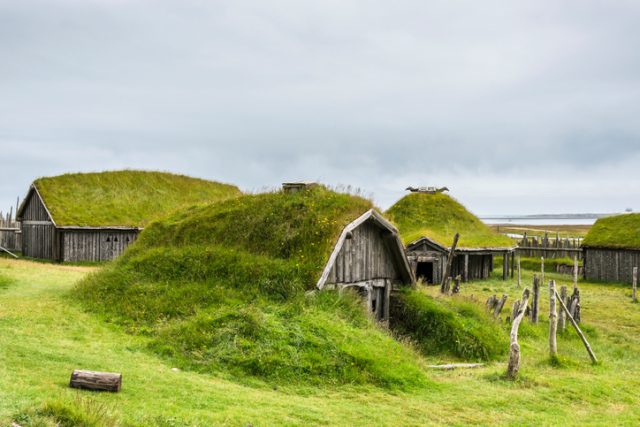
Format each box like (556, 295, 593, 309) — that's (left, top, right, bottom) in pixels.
(549, 280, 557, 356)
(633, 267, 638, 303)
(441, 233, 459, 292)
(511, 300, 521, 323)
(559, 286, 567, 332)
(69, 370, 122, 392)
(555, 290, 597, 364)
(507, 288, 531, 379)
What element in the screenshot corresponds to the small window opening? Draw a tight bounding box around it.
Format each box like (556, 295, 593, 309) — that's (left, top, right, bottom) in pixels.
(106, 237, 111, 242)
(114, 237, 118, 242)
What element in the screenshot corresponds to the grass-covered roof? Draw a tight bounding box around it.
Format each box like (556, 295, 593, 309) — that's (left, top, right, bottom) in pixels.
(30, 170, 241, 227)
(582, 213, 640, 250)
(385, 193, 514, 249)
(75, 187, 435, 387)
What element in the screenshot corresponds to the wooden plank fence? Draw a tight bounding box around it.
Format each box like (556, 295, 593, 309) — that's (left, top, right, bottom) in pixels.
(515, 232, 582, 260)
(0, 210, 21, 252)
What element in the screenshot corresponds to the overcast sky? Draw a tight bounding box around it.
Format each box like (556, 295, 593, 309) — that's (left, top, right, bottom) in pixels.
(1, 0, 639, 216)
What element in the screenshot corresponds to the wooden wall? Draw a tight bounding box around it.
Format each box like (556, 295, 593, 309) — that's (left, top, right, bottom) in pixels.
(326, 221, 401, 284)
(20, 191, 56, 259)
(407, 241, 495, 283)
(0, 216, 21, 252)
(584, 248, 640, 284)
(62, 230, 138, 262)
(451, 254, 493, 281)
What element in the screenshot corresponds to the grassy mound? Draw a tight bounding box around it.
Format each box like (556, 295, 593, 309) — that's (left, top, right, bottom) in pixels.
(582, 213, 640, 250)
(75, 187, 428, 388)
(390, 288, 508, 361)
(385, 193, 513, 248)
(33, 170, 241, 227)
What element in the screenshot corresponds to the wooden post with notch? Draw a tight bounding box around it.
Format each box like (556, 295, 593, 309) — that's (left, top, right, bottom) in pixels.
(441, 233, 459, 293)
(507, 288, 531, 379)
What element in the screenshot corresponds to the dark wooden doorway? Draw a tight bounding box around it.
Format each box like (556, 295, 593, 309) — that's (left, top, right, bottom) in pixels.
(416, 261, 434, 284)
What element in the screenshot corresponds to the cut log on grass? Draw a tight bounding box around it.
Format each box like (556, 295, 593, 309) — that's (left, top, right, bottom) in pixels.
(549, 280, 557, 357)
(554, 290, 597, 364)
(69, 370, 122, 392)
(507, 288, 530, 380)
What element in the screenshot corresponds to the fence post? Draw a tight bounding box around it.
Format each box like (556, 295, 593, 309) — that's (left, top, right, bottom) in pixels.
(573, 255, 578, 291)
(559, 286, 567, 332)
(531, 275, 540, 323)
(633, 267, 638, 303)
(517, 255, 521, 287)
(541, 257, 545, 292)
(549, 280, 558, 357)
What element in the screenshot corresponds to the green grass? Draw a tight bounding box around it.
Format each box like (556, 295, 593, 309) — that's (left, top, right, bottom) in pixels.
(517, 256, 582, 273)
(385, 193, 513, 248)
(582, 213, 640, 249)
(73, 188, 435, 387)
(390, 288, 508, 361)
(3, 258, 640, 425)
(33, 170, 241, 227)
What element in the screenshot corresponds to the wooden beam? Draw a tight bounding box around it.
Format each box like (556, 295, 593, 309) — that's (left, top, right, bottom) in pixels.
(440, 233, 459, 292)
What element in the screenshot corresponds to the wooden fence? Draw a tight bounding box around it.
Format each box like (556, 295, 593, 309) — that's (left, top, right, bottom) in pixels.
(0, 211, 21, 252)
(515, 233, 582, 260)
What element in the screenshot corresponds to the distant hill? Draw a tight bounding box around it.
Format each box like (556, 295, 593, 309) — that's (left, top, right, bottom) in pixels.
(32, 170, 241, 227)
(385, 193, 514, 248)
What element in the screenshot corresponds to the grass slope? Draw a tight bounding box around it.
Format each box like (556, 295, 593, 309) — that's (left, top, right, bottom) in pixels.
(74, 187, 429, 388)
(385, 193, 513, 248)
(3, 259, 640, 425)
(391, 288, 507, 361)
(582, 213, 640, 249)
(33, 170, 241, 227)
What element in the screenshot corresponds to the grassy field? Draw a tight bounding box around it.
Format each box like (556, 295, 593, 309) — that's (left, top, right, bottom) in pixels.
(1, 258, 640, 425)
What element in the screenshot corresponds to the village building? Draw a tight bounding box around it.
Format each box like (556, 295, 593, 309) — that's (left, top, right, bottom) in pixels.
(16, 171, 240, 262)
(385, 190, 516, 283)
(582, 213, 640, 284)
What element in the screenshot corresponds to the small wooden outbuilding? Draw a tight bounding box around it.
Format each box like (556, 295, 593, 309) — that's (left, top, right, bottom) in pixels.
(16, 171, 241, 262)
(405, 236, 513, 284)
(316, 209, 415, 321)
(582, 213, 640, 284)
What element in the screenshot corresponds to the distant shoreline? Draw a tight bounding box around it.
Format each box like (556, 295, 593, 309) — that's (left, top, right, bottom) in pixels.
(479, 213, 620, 221)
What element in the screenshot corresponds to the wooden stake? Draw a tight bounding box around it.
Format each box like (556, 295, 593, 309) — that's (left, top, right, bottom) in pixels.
(573, 255, 578, 291)
(507, 288, 531, 379)
(559, 286, 567, 332)
(555, 289, 597, 364)
(633, 267, 638, 303)
(441, 233, 459, 292)
(517, 255, 521, 287)
(494, 294, 508, 319)
(531, 275, 540, 323)
(541, 257, 545, 292)
(549, 280, 558, 357)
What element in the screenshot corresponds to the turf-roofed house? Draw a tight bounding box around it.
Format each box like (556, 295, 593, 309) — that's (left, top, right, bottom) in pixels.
(582, 213, 640, 284)
(385, 189, 515, 284)
(16, 171, 241, 262)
